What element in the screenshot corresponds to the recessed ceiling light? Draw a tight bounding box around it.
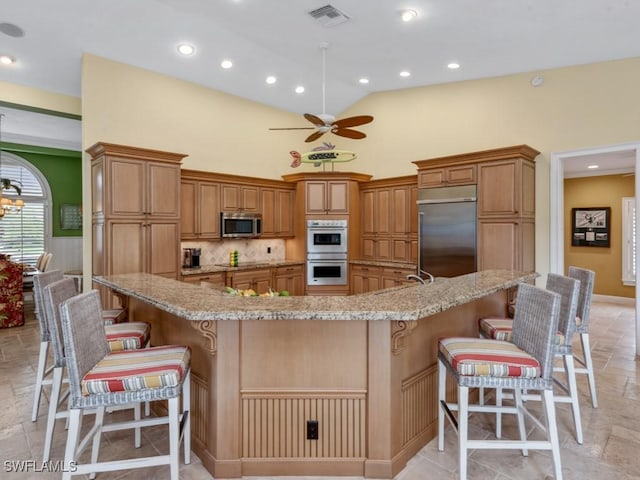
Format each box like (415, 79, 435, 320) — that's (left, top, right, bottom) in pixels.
(295, 85, 305, 94)
(447, 62, 460, 70)
(0, 55, 15, 65)
(177, 43, 195, 56)
(399, 71, 411, 78)
(359, 78, 370, 84)
(401, 9, 418, 22)
(265, 76, 277, 85)
(587, 164, 599, 169)
(220, 59, 233, 69)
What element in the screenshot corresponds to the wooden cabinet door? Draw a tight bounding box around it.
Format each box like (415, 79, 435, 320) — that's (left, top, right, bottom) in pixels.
(274, 265, 304, 295)
(350, 265, 380, 294)
(221, 184, 260, 212)
(108, 220, 145, 275)
(418, 169, 447, 188)
(361, 237, 376, 260)
(477, 220, 519, 271)
(147, 221, 180, 278)
(391, 238, 412, 263)
(198, 182, 220, 238)
(276, 189, 294, 236)
(306, 181, 327, 214)
(109, 159, 146, 216)
(376, 188, 391, 235)
(147, 162, 180, 217)
(361, 190, 376, 235)
(478, 160, 519, 216)
(327, 181, 348, 214)
(391, 186, 410, 235)
(180, 181, 197, 239)
(230, 268, 272, 292)
(446, 165, 476, 185)
(260, 188, 276, 236)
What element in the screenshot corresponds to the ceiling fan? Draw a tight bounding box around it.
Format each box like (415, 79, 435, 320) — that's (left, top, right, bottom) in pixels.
(270, 42, 374, 143)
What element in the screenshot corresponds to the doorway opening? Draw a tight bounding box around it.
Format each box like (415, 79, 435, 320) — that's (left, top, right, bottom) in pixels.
(550, 142, 640, 356)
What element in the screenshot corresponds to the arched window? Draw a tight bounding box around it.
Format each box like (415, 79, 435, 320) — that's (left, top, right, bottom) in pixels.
(0, 152, 50, 266)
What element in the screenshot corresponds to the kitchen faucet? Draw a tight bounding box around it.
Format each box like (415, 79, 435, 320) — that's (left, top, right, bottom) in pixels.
(406, 270, 435, 284)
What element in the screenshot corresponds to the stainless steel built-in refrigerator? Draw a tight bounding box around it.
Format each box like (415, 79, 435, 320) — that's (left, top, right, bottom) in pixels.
(417, 185, 477, 279)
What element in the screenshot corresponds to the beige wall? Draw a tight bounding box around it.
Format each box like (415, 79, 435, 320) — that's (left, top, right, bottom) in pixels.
(0, 81, 80, 115)
(7, 55, 640, 280)
(564, 174, 635, 298)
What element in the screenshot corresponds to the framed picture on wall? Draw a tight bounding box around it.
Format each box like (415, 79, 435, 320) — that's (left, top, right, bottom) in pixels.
(571, 207, 610, 247)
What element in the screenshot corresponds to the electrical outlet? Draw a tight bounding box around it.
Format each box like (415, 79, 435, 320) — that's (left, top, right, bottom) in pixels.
(306, 420, 318, 440)
(267, 246, 271, 254)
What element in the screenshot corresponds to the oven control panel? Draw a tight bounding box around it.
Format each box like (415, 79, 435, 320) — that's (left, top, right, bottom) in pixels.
(307, 219, 348, 228)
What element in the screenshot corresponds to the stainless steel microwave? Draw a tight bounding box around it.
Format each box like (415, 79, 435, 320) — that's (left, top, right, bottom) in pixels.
(220, 212, 262, 238)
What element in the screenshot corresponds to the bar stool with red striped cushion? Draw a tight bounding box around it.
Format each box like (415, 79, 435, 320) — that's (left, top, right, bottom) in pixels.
(438, 283, 563, 480)
(59, 290, 190, 480)
(40, 278, 151, 462)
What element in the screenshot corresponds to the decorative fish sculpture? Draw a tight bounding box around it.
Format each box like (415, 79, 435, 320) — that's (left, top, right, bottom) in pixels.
(289, 142, 357, 168)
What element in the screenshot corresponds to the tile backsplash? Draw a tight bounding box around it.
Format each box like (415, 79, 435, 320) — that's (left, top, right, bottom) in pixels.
(181, 239, 285, 266)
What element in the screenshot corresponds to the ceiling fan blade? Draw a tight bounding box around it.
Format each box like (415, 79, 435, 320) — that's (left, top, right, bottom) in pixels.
(332, 128, 366, 140)
(305, 130, 326, 143)
(269, 127, 315, 130)
(304, 113, 325, 126)
(332, 115, 374, 128)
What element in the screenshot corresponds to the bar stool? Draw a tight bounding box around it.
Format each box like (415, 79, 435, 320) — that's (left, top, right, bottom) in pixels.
(58, 290, 191, 480)
(41, 278, 151, 462)
(438, 283, 563, 480)
(31, 271, 129, 422)
(568, 266, 597, 408)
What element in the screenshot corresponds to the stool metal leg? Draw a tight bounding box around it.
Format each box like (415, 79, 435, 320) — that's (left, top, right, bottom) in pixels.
(579, 333, 598, 408)
(542, 389, 563, 480)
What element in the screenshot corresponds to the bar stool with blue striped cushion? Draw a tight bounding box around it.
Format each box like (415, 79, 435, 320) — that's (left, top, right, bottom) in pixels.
(59, 290, 190, 480)
(438, 283, 563, 480)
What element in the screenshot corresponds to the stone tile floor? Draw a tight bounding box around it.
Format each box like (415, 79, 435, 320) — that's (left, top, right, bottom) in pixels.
(0, 296, 637, 479)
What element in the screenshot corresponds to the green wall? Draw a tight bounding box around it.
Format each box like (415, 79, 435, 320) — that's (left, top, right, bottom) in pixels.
(1, 142, 82, 237)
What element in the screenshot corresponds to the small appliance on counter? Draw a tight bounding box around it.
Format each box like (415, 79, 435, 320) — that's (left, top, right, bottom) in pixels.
(182, 247, 201, 268)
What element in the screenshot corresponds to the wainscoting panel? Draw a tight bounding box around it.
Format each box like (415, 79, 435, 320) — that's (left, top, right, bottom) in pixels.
(242, 391, 366, 459)
(401, 364, 456, 446)
(191, 372, 209, 447)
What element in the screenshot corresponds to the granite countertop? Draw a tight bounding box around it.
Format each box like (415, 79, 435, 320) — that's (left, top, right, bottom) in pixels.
(181, 259, 305, 276)
(94, 270, 535, 322)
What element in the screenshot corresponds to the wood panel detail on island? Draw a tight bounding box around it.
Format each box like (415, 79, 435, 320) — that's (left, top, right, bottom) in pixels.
(94, 270, 534, 479)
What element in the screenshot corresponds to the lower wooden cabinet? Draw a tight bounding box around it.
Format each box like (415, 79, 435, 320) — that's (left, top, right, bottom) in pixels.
(273, 264, 304, 296)
(350, 263, 415, 294)
(228, 268, 273, 293)
(181, 271, 226, 287)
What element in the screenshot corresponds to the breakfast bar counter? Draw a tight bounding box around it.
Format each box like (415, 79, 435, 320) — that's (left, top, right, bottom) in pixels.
(94, 269, 534, 478)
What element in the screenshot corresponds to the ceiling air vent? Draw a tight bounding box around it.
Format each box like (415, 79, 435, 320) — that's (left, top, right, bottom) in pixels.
(308, 4, 350, 27)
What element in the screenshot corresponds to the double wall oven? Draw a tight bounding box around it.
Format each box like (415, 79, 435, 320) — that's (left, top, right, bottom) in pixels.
(306, 219, 348, 286)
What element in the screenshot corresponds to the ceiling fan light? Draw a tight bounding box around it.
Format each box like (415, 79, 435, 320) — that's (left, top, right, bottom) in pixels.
(317, 113, 335, 125)
(447, 62, 460, 69)
(359, 77, 369, 84)
(220, 59, 233, 69)
(399, 70, 411, 77)
(295, 85, 305, 94)
(265, 75, 277, 84)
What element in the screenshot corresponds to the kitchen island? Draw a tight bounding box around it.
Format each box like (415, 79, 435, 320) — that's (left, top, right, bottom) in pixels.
(94, 269, 534, 478)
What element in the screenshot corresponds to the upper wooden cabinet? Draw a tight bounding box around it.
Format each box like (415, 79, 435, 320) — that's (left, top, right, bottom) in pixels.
(89, 143, 182, 218)
(477, 158, 536, 218)
(261, 187, 294, 238)
(88, 143, 186, 307)
(181, 169, 296, 240)
(305, 180, 349, 215)
(417, 164, 476, 188)
(415, 145, 539, 274)
(221, 184, 260, 212)
(359, 175, 418, 264)
(180, 179, 220, 240)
